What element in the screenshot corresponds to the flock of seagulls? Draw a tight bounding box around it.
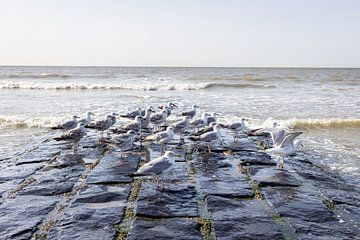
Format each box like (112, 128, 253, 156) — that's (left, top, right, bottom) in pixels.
(52, 102, 304, 179)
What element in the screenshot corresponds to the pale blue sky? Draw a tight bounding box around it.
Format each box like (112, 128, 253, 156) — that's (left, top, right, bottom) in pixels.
(0, 0, 359, 67)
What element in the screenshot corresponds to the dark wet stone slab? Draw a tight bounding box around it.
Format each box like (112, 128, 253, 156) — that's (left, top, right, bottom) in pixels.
(0, 163, 43, 181)
(193, 154, 253, 198)
(129, 217, 202, 240)
(46, 154, 85, 169)
(0, 179, 23, 197)
(252, 168, 301, 187)
(263, 186, 334, 222)
(263, 186, 359, 239)
(18, 165, 84, 196)
(80, 146, 106, 165)
(15, 148, 58, 165)
(292, 163, 360, 207)
(285, 217, 357, 240)
(48, 184, 129, 240)
(87, 151, 140, 184)
(237, 151, 276, 166)
(0, 195, 58, 240)
(136, 182, 198, 218)
(207, 196, 284, 240)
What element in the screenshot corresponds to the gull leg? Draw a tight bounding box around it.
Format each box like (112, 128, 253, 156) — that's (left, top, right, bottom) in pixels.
(208, 144, 212, 153)
(281, 156, 285, 169)
(73, 142, 78, 154)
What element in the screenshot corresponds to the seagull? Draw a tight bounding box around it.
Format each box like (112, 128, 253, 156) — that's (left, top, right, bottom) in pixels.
(256, 126, 287, 147)
(112, 116, 142, 133)
(86, 115, 113, 141)
(144, 126, 174, 154)
(54, 122, 86, 153)
(106, 130, 137, 158)
(150, 110, 168, 130)
(171, 116, 190, 142)
(51, 115, 80, 130)
(248, 122, 280, 136)
(78, 112, 95, 126)
(266, 131, 304, 169)
(189, 124, 222, 153)
(135, 151, 176, 176)
(206, 112, 219, 124)
(191, 122, 216, 136)
(159, 102, 177, 116)
(140, 107, 156, 128)
(181, 105, 199, 119)
(221, 117, 248, 142)
(120, 107, 142, 119)
(190, 113, 210, 130)
(110, 112, 118, 127)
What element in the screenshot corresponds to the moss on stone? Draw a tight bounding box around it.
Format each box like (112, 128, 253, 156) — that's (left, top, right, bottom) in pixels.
(129, 178, 142, 202)
(323, 199, 335, 210)
(116, 225, 129, 240)
(198, 218, 212, 237)
(34, 233, 47, 240)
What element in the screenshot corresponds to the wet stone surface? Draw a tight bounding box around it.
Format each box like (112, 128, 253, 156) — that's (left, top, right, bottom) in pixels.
(0, 131, 360, 240)
(18, 165, 85, 196)
(87, 150, 140, 184)
(0, 195, 59, 240)
(194, 153, 254, 198)
(207, 195, 284, 240)
(136, 182, 198, 218)
(252, 168, 301, 187)
(129, 218, 202, 240)
(48, 184, 129, 240)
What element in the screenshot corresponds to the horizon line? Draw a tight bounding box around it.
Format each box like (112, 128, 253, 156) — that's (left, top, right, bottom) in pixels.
(0, 64, 359, 69)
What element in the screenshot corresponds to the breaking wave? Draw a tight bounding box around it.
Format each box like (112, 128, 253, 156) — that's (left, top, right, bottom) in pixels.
(203, 83, 275, 89)
(0, 115, 64, 129)
(0, 81, 275, 91)
(283, 118, 360, 130)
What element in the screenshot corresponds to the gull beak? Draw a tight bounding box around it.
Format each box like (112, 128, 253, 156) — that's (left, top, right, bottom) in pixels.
(75, 116, 80, 119)
(91, 113, 95, 116)
(301, 143, 305, 147)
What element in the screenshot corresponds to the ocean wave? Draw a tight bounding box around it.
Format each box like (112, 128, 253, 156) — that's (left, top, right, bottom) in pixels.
(0, 115, 64, 129)
(203, 83, 275, 89)
(0, 73, 115, 80)
(284, 118, 360, 129)
(4, 73, 72, 79)
(0, 81, 274, 91)
(254, 117, 360, 130)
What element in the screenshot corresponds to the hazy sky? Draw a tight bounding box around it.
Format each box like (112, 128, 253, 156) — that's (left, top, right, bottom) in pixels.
(0, 0, 359, 67)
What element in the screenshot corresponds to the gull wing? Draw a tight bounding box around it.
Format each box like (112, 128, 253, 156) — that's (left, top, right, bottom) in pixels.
(279, 132, 303, 148)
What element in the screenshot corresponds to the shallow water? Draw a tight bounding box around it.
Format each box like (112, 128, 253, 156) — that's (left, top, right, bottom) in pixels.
(0, 66, 359, 178)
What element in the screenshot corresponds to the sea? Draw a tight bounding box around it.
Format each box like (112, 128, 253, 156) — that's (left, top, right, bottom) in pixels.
(0, 66, 359, 181)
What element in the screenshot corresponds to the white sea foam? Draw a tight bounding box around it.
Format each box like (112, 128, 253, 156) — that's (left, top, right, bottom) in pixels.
(0, 115, 66, 129)
(0, 81, 274, 91)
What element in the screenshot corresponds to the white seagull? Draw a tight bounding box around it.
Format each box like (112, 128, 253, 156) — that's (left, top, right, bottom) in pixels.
(107, 130, 138, 158)
(51, 115, 80, 130)
(78, 112, 95, 126)
(120, 107, 142, 119)
(266, 131, 303, 169)
(144, 126, 174, 153)
(171, 116, 190, 142)
(190, 113, 210, 130)
(150, 110, 168, 130)
(54, 122, 86, 153)
(135, 151, 176, 176)
(181, 105, 199, 119)
(189, 124, 222, 152)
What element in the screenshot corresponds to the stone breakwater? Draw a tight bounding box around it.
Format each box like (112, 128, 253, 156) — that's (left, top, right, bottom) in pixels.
(0, 129, 359, 240)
